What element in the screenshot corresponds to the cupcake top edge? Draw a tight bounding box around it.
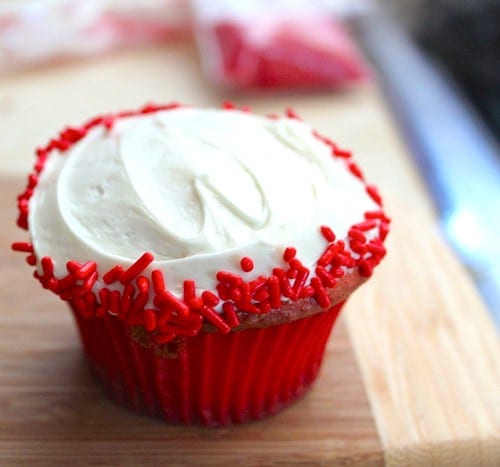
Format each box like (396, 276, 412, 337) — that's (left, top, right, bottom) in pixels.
(13, 103, 390, 342)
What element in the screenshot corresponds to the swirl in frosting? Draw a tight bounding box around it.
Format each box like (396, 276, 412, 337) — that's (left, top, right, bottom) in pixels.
(29, 108, 378, 297)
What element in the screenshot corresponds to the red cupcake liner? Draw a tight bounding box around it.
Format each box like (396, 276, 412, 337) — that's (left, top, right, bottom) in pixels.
(71, 302, 344, 426)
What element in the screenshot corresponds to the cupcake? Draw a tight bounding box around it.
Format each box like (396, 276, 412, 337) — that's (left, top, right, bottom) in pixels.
(12, 103, 389, 426)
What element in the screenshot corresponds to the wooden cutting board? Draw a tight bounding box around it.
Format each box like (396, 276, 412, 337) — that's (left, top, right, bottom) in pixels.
(0, 44, 499, 466)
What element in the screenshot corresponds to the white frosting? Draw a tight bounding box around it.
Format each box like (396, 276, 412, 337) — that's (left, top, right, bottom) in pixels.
(29, 108, 378, 298)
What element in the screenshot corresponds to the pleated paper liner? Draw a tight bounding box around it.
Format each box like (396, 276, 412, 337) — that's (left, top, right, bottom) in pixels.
(72, 301, 344, 426)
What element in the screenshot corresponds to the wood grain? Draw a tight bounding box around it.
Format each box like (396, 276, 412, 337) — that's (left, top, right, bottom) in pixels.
(0, 178, 383, 465)
(346, 202, 500, 467)
(335, 87, 500, 466)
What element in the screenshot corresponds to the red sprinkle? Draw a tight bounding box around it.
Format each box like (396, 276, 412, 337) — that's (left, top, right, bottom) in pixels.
(286, 268, 298, 279)
(253, 288, 270, 302)
(315, 266, 336, 288)
(273, 268, 293, 298)
(25, 254, 37, 266)
(239, 282, 251, 302)
(157, 307, 174, 327)
(202, 290, 220, 307)
(35, 147, 47, 158)
(333, 147, 351, 158)
(317, 243, 338, 267)
(183, 279, 197, 305)
(320, 226, 336, 243)
(283, 247, 297, 262)
(120, 284, 135, 318)
(152, 270, 166, 294)
(229, 287, 242, 302)
(41, 257, 54, 279)
(222, 302, 240, 328)
(380, 223, 390, 241)
(50, 138, 70, 152)
(83, 271, 98, 291)
(268, 276, 281, 309)
(47, 278, 59, 293)
(11, 242, 33, 253)
(249, 276, 267, 293)
(169, 313, 203, 329)
(300, 285, 315, 299)
(311, 277, 331, 308)
(312, 130, 335, 148)
(216, 271, 243, 285)
(98, 288, 110, 312)
(216, 283, 231, 300)
(17, 214, 28, 230)
(348, 162, 364, 180)
(199, 307, 231, 334)
(140, 102, 180, 114)
(240, 257, 254, 272)
(289, 258, 308, 273)
(331, 268, 345, 278)
(158, 290, 190, 317)
(102, 116, 114, 130)
(103, 265, 124, 284)
(84, 115, 104, 130)
(143, 309, 157, 332)
(141, 103, 161, 114)
(367, 239, 386, 257)
(239, 301, 261, 314)
(366, 185, 383, 206)
(349, 228, 367, 243)
(129, 292, 149, 317)
(27, 174, 38, 188)
(359, 260, 374, 277)
(189, 297, 204, 311)
(120, 252, 154, 284)
(60, 127, 86, 143)
(292, 269, 309, 300)
(354, 220, 378, 231)
(74, 261, 97, 280)
(66, 261, 81, 273)
(136, 276, 150, 294)
(58, 273, 77, 291)
(285, 108, 301, 120)
(350, 240, 367, 255)
(257, 301, 271, 314)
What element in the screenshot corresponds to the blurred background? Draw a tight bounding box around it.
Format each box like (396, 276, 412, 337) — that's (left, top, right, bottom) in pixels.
(1, 0, 498, 138)
(384, 0, 499, 143)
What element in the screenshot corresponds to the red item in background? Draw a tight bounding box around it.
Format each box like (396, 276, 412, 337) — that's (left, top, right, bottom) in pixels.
(0, 0, 190, 73)
(201, 15, 369, 89)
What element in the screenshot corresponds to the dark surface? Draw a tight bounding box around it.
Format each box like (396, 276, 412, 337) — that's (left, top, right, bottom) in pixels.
(356, 9, 500, 324)
(409, 0, 500, 142)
